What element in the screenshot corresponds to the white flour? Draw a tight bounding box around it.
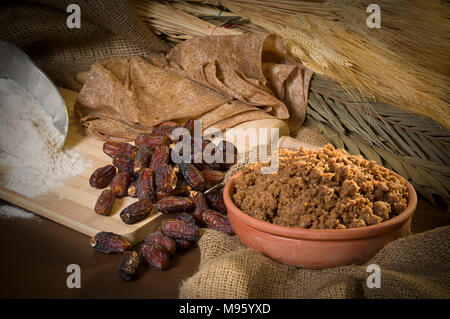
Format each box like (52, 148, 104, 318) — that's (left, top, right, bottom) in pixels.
(0, 204, 38, 220)
(0, 78, 90, 198)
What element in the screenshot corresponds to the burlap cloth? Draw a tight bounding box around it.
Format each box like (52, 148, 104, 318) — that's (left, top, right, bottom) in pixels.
(179, 126, 450, 299)
(2, 1, 449, 299)
(0, 0, 170, 90)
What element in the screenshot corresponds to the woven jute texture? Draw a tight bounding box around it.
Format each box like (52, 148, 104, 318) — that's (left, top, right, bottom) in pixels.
(179, 128, 450, 299)
(0, 0, 170, 90)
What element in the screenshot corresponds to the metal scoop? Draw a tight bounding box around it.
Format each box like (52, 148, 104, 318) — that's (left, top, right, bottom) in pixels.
(0, 41, 68, 147)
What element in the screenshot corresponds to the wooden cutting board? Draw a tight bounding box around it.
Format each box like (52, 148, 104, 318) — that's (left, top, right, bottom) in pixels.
(0, 88, 166, 244)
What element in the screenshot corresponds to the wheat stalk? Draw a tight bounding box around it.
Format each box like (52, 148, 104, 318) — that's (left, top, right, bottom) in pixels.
(133, 0, 243, 43)
(132, 0, 263, 44)
(193, 0, 450, 129)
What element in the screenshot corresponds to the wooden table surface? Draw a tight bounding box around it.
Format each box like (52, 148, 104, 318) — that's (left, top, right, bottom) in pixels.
(0, 200, 200, 298)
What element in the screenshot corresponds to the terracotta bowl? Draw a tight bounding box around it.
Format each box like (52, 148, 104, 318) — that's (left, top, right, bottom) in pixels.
(224, 171, 417, 269)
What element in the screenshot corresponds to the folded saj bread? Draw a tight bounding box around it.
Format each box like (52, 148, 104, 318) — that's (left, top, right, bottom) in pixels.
(75, 34, 312, 141)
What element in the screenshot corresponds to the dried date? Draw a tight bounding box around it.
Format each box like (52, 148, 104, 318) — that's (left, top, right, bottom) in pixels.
(135, 133, 169, 150)
(120, 199, 153, 224)
(90, 231, 132, 254)
(191, 139, 237, 170)
(160, 219, 199, 241)
(192, 159, 223, 171)
(205, 188, 227, 214)
(136, 168, 155, 201)
(178, 163, 205, 191)
(174, 212, 196, 225)
(95, 189, 115, 216)
(156, 180, 191, 199)
(201, 169, 224, 185)
(140, 241, 171, 270)
(113, 156, 135, 175)
(173, 180, 192, 196)
(153, 126, 179, 140)
(156, 196, 193, 214)
(184, 119, 195, 135)
(217, 140, 237, 167)
(133, 147, 152, 174)
(190, 138, 210, 161)
(191, 192, 208, 226)
(110, 172, 132, 197)
(155, 164, 178, 193)
(89, 165, 116, 189)
(149, 145, 170, 171)
(202, 209, 234, 235)
(175, 239, 194, 250)
(144, 232, 177, 256)
(118, 251, 140, 281)
(103, 142, 137, 160)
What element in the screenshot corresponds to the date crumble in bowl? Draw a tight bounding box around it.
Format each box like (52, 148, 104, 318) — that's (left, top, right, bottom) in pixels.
(223, 145, 417, 269)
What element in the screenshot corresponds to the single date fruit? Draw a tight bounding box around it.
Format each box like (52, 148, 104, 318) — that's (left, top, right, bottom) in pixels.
(191, 139, 237, 170)
(113, 156, 135, 175)
(90, 232, 131, 254)
(205, 188, 227, 214)
(136, 168, 155, 201)
(149, 145, 170, 171)
(175, 239, 194, 250)
(135, 132, 169, 150)
(156, 180, 191, 199)
(156, 196, 193, 214)
(110, 172, 132, 197)
(118, 251, 140, 281)
(152, 126, 179, 140)
(155, 164, 178, 194)
(103, 142, 137, 160)
(89, 165, 116, 189)
(140, 241, 171, 270)
(160, 219, 199, 241)
(178, 163, 205, 191)
(144, 232, 177, 256)
(120, 199, 153, 224)
(95, 189, 115, 216)
(217, 139, 237, 167)
(184, 119, 195, 135)
(174, 212, 196, 225)
(202, 209, 234, 235)
(201, 169, 224, 185)
(191, 192, 208, 226)
(133, 147, 152, 174)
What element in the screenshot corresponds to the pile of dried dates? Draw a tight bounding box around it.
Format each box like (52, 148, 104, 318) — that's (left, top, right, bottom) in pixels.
(88, 119, 237, 280)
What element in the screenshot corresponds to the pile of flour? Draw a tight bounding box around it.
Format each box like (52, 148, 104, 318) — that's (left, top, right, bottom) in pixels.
(0, 78, 90, 198)
(0, 204, 38, 220)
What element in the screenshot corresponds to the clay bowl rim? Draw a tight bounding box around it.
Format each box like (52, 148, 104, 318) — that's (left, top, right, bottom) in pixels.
(224, 169, 417, 241)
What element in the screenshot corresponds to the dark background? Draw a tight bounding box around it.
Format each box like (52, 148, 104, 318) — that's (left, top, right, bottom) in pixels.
(0, 203, 200, 298)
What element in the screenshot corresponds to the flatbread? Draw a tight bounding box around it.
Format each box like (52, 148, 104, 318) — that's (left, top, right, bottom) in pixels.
(199, 100, 263, 129)
(75, 34, 313, 140)
(206, 111, 276, 132)
(76, 56, 234, 134)
(167, 34, 312, 126)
